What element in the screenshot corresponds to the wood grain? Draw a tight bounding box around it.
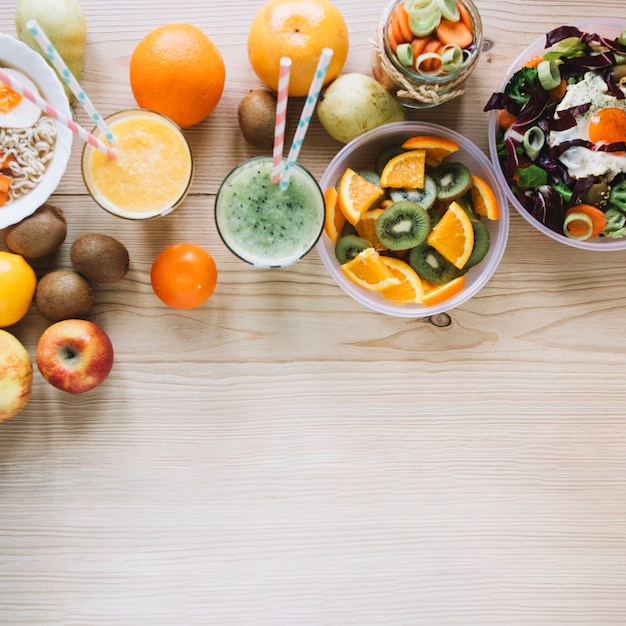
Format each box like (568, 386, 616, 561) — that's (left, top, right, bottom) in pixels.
(2, 1, 626, 624)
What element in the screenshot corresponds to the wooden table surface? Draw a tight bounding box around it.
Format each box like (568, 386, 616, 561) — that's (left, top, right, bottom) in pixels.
(2, 1, 626, 624)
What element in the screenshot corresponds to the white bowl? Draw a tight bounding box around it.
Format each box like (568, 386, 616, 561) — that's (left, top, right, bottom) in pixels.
(0, 33, 73, 229)
(317, 121, 509, 318)
(487, 19, 626, 250)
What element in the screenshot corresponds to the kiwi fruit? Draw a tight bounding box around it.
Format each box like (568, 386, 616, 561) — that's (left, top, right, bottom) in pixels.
(355, 169, 381, 187)
(408, 242, 460, 284)
(35, 270, 94, 322)
(465, 220, 490, 269)
(70, 233, 129, 284)
(431, 162, 472, 201)
(375, 201, 430, 250)
(340, 221, 358, 238)
(389, 174, 437, 210)
(375, 145, 405, 175)
(335, 235, 371, 264)
(237, 89, 281, 150)
(3, 203, 67, 258)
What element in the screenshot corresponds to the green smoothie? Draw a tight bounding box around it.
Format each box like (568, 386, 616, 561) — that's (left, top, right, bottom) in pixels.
(215, 157, 325, 268)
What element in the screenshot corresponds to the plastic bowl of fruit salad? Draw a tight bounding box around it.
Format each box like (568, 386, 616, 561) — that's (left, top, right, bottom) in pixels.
(485, 19, 626, 250)
(317, 121, 509, 317)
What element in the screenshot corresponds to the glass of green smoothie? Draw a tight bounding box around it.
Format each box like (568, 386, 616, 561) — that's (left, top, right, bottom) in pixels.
(214, 156, 325, 268)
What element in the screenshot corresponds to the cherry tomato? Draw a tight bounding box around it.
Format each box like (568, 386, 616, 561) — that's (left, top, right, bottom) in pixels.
(150, 243, 217, 309)
(0, 251, 36, 327)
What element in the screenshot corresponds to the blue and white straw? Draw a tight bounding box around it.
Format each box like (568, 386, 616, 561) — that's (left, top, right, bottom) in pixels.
(26, 18, 116, 145)
(280, 47, 333, 190)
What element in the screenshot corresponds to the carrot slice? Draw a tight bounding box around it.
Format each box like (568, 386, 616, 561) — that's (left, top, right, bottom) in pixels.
(0, 153, 15, 169)
(456, 1, 472, 30)
(411, 36, 434, 60)
(420, 39, 444, 73)
(498, 109, 517, 129)
(396, 4, 414, 43)
(524, 55, 544, 68)
(390, 10, 404, 50)
(564, 204, 607, 239)
(548, 78, 567, 102)
(0, 173, 10, 194)
(435, 18, 473, 48)
(388, 22, 400, 53)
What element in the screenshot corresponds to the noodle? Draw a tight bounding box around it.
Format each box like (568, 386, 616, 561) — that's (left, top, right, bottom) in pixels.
(0, 115, 57, 203)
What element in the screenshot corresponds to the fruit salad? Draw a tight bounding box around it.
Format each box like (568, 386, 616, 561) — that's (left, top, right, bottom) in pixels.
(323, 135, 500, 308)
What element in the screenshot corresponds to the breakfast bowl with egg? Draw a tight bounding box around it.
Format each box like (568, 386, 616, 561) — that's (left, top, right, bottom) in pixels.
(0, 33, 73, 229)
(485, 19, 626, 250)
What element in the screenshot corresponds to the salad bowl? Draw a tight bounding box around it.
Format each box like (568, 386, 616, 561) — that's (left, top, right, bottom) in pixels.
(486, 19, 626, 250)
(317, 121, 509, 318)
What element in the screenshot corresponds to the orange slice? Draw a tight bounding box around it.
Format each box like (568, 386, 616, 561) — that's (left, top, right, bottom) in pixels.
(379, 149, 426, 189)
(421, 274, 466, 307)
(471, 174, 500, 220)
(401, 135, 459, 167)
(354, 208, 388, 250)
(337, 168, 385, 225)
(426, 201, 474, 269)
(323, 186, 345, 242)
(340, 247, 401, 292)
(380, 256, 425, 304)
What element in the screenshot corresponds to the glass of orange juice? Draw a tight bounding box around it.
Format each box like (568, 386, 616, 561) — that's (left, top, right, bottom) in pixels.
(81, 109, 193, 219)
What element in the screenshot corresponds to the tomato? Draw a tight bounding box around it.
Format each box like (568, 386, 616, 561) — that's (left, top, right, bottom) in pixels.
(0, 251, 36, 327)
(150, 243, 218, 309)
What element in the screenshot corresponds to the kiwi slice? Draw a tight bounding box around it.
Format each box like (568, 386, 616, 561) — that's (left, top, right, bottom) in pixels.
(431, 162, 472, 201)
(375, 201, 429, 251)
(465, 220, 490, 269)
(408, 242, 460, 284)
(389, 174, 437, 210)
(356, 169, 381, 187)
(340, 220, 358, 238)
(375, 145, 405, 175)
(335, 235, 371, 264)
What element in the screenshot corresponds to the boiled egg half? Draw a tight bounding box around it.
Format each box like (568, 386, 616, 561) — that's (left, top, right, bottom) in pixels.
(0, 68, 42, 129)
(549, 71, 626, 179)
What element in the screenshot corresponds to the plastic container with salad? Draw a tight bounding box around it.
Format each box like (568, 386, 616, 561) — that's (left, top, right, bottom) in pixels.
(485, 19, 626, 250)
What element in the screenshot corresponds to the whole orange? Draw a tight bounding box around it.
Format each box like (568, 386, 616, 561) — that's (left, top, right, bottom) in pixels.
(247, 0, 349, 97)
(150, 244, 218, 309)
(130, 24, 225, 128)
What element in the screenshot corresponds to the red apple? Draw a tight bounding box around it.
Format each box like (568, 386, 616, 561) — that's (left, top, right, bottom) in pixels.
(0, 329, 33, 422)
(36, 319, 114, 394)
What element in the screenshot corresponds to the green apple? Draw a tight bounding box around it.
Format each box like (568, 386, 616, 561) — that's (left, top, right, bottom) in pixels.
(15, 0, 87, 104)
(0, 330, 33, 423)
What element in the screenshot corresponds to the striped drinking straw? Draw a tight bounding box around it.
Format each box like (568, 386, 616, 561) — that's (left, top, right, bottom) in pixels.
(271, 57, 292, 184)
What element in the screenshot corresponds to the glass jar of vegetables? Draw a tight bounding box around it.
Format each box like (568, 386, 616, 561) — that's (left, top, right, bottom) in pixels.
(372, 0, 484, 108)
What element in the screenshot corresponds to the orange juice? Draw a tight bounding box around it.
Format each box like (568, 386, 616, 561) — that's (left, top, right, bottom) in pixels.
(81, 110, 193, 219)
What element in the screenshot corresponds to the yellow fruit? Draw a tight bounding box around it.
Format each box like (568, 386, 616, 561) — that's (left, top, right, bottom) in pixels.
(340, 247, 400, 292)
(401, 135, 459, 167)
(427, 201, 474, 269)
(337, 168, 385, 225)
(0, 329, 32, 422)
(421, 275, 466, 307)
(380, 149, 427, 189)
(0, 251, 36, 327)
(247, 0, 349, 97)
(130, 24, 225, 128)
(471, 174, 500, 220)
(323, 186, 345, 242)
(380, 256, 425, 303)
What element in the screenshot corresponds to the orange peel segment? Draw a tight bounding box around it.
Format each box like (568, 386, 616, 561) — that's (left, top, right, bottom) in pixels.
(471, 174, 500, 220)
(401, 135, 459, 167)
(427, 201, 474, 269)
(337, 168, 385, 225)
(323, 186, 345, 242)
(421, 274, 466, 307)
(380, 256, 425, 304)
(340, 247, 401, 292)
(379, 149, 426, 189)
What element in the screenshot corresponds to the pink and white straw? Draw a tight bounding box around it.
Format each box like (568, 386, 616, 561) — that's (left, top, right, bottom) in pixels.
(0, 68, 116, 159)
(271, 56, 292, 184)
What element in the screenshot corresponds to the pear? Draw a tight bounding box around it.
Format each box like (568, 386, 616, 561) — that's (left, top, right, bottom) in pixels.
(317, 73, 407, 144)
(15, 0, 87, 104)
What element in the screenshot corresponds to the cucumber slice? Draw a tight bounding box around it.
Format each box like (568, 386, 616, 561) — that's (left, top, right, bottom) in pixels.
(436, 0, 459, 21)
(407, 6, 441, 37)
(396, 42, 414, 67)
(537, 59, 561, 91)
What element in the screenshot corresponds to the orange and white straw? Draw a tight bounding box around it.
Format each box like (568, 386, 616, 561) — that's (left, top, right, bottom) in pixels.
(0, 68, 116, 159)
(271, 56, 292, 184)
(280, 48, 333, 190)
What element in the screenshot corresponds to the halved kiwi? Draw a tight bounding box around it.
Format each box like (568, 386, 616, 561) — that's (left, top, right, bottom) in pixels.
(465, 219, 490, 269)
(408, 242, 460, 284)
(431, 162, 472, 201)
(375, 201, 430, 250)
(335, 235, 371, 264)
(389, 174, 437, 210)
(375, 145, 406, 175)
